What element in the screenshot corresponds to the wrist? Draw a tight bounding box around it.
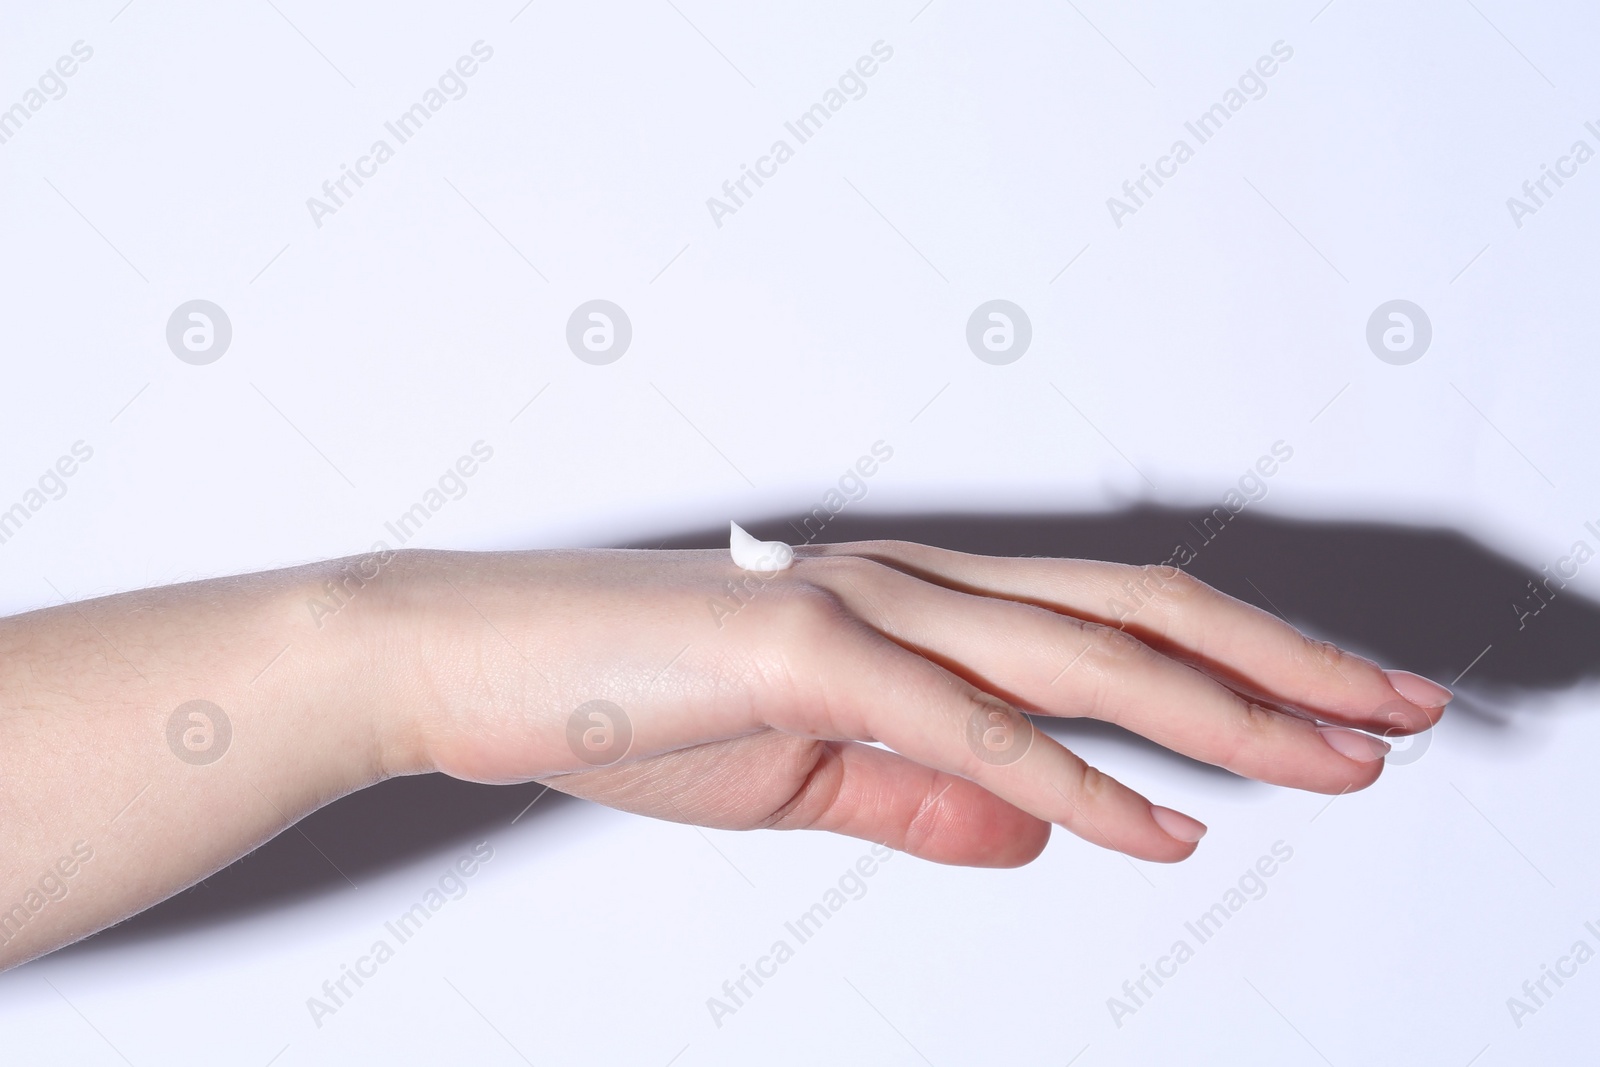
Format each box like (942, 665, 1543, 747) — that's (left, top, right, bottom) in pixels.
(325, 548, 479, 780)
(287, 551, 431, 784)
(346, 547, 567, 785)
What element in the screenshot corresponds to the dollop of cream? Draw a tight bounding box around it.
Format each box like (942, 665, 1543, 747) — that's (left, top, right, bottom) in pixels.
(729, 521, 794, 572)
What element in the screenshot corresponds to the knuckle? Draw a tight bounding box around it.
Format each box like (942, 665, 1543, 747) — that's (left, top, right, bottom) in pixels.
(798, 553, 901, 626)
(1306, 637, 1341, 665)
(902, 778, 952, 855)
(1218, 699, 1279, 765)
(1080, 619, 1153, 667)
(1288, 636, 1385, 708)
(1069, 620, 1156, 722)
(962, 692, 1033, 767)
(1297, 636, 1361, 680)
(1141, 564, 1206, 604)
(1131, 564, 1208, 628)
(1061, 763, 1119, 846)
(804, 551, 891, 586)
(1077, 763, 1113, 805)
(1120, 564, 1216, 650)
(782, 582, 852, 630)
(760, 740, 846, 831)
(744, 580, 850, 641)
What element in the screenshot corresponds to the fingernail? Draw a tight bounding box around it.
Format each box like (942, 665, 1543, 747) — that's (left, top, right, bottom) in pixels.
(1383, 705, 1425, 735)
(1384, 669, 1453, 709)
(1151, 805, 1207, 844)
(1318, 725, 1390, 762)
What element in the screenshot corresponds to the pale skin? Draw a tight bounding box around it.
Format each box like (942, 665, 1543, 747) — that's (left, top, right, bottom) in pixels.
(0, 541, 1450, 970)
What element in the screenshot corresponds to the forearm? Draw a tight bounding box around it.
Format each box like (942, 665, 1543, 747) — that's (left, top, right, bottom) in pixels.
(0, 557, 402, 969)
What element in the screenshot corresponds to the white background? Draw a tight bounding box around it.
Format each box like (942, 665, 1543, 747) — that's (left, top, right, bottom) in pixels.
(2, 0, 1598, 1063)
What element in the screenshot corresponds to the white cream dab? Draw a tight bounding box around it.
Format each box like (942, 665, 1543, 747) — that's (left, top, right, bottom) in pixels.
(729, 521, 794, 572)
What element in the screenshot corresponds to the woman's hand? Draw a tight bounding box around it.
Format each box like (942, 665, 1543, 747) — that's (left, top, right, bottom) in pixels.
(0, 540, 1449, 969)
(371, 543, 1450, 868)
